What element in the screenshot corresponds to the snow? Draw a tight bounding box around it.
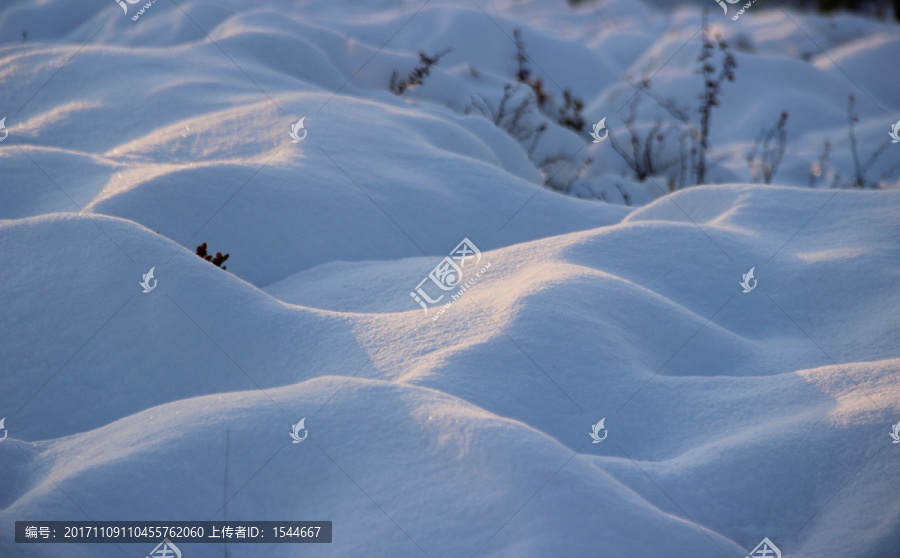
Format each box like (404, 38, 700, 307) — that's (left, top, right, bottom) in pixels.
(1, 0, 899, 557)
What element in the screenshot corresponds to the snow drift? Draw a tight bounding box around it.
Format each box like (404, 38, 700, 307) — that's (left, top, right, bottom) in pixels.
(1, 0, 899, 556)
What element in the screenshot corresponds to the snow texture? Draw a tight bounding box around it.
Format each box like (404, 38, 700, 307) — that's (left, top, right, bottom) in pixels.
(1, 0, 899, 557)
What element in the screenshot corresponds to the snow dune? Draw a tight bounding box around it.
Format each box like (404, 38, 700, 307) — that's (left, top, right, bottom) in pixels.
(1, 0, 899, 556)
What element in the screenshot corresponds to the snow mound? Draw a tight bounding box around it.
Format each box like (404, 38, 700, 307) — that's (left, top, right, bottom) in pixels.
(1, 0, 899, 557)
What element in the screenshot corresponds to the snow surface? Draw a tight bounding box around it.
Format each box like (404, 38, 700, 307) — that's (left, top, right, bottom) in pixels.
(1, 0, 899, 557)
